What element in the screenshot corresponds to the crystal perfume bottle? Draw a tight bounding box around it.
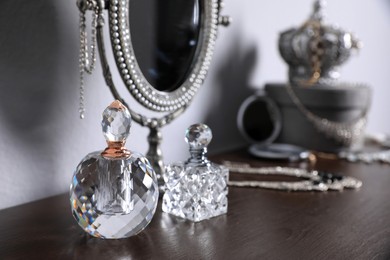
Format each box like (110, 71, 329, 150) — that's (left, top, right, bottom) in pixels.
(70, 100, 159, 239)
(162, 124, 229, 222)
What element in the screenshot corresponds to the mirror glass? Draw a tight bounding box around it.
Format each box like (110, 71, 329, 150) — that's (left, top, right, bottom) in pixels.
(129, 0, 201, 92)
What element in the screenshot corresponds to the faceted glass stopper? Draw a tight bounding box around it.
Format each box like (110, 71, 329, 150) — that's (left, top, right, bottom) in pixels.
(185, 123, 212, 149)
(102, 100, 131, 142)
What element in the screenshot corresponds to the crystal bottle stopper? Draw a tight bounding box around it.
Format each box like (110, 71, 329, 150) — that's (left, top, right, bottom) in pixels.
(101, 100, 131, 158)
(185, 123, 213, 164)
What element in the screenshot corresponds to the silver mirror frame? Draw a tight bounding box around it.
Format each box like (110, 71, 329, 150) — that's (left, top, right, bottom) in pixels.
(109, 0, 219, 112)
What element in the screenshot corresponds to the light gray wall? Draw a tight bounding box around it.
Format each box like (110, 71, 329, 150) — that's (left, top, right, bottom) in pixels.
(0, 0, 389, 209)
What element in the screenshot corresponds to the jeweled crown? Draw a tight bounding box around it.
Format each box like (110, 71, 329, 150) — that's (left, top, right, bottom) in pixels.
(279, 0, 362, 86)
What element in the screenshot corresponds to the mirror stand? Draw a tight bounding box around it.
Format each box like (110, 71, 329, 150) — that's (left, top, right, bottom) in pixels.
(146, 127, 164, 186)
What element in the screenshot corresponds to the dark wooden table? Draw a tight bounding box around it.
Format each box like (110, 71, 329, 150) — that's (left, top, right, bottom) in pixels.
(1, 149, 390, 260)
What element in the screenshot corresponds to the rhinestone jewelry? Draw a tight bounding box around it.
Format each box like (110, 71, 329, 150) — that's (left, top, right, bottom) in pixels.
(78, 2, 99, 119)
(338, 134, 390, 164)
(223, 161, 362, 192)
(286, 83, 368, 146)
(339, 150, 390, 164)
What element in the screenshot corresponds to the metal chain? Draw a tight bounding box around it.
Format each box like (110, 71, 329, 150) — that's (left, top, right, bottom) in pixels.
(222, 161, 362, 191)
(300, 0, 326, 86)
(79, 11, 97, 119)
(298, 20, 323, 86)
(308, 21, 323, 84)
(286, 82, 368, 146)
(338, 134, 390, 164)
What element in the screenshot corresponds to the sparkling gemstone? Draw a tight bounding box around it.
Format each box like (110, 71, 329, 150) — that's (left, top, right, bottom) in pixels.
(102, 102, 131, 142)
(70, 151, 159, 239)
(162, 163, 228, 222)
(185, 124, 212, 149)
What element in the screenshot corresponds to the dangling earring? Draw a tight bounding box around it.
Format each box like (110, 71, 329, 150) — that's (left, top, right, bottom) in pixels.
(78, 5, 97, 119)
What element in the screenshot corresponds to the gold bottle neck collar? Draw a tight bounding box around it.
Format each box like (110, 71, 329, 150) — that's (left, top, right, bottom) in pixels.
(101, 141, 131, 159)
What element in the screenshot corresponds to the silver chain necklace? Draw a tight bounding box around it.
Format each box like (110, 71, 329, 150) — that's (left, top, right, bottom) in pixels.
(338, 134, 390, 164)
(286, 83, 368, 146)
(223, 161, 362, 192)
(78, 10, 98, 119)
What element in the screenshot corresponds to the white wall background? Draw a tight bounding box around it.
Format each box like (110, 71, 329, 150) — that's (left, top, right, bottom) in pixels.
(0, 0, 389, 210)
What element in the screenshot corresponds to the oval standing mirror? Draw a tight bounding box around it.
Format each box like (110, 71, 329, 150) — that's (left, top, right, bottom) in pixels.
(81, 0, 230, 190)
(109, 0, 221, 112)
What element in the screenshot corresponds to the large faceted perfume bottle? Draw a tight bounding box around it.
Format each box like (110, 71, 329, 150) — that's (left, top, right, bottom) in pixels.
(162, 124, 229, 222)
(70, 100, 159, 239)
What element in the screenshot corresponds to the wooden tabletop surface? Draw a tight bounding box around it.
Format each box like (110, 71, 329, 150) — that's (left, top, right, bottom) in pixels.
(1, 149, 390, 260)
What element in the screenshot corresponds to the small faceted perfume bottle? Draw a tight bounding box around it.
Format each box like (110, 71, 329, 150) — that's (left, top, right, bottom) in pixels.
(162, 123, 229, 222)
(70, 100, 159, 239)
